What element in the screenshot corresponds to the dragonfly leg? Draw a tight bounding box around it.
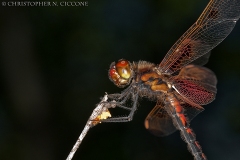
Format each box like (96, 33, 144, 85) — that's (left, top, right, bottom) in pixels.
(101, 101, 132, 111)
(100, 94, 139, 123)
(101, 91, 132, 111)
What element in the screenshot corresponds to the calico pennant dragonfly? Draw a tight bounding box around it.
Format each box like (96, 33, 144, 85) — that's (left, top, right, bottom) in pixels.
(98, 0, 240, 160)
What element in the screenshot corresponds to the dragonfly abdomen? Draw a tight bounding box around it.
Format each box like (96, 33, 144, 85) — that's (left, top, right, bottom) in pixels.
(166, 93, 207, 160)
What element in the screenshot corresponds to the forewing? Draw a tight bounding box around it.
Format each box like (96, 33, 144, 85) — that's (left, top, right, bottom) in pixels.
(159, 0, 240, 74)
(172, 65, 217, 105)
(190, 51, 211, 66)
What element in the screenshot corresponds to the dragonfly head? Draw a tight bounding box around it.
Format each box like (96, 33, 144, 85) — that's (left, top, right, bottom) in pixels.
(108, 59, 133, 88)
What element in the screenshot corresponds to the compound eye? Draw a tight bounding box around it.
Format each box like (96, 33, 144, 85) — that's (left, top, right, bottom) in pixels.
(108, 59, 133, 88)
(116, 60, 131, 79)
(109, 67, 120, 83)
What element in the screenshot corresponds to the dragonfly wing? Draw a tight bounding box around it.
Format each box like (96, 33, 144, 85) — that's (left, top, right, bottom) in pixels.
(172, 65, 217, 105)
(145, 98, 204, 137)
(190, 51, 211, 66)
(145, 100, 176, 137)
(159, 0, 240, 74)
(174, 91, 205, 120)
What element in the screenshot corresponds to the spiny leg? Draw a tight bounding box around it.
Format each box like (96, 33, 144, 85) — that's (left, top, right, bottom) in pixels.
(101, 91, 132, 111)
(100, 93, 139, 122)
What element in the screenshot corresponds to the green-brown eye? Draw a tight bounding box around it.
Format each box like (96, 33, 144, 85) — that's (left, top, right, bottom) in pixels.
(116, 60, 131, 79)
(108, 59, 133, 88)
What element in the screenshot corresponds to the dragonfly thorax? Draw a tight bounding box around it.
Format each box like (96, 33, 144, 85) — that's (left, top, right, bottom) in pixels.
(108, 59, 133, 88)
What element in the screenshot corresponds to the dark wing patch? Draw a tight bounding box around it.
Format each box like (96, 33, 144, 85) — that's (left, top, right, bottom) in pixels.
(172, 65, 217, 105)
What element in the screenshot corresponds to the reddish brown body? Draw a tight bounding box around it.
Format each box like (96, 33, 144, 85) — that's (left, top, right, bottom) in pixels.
(105, 1, 240, 160)
(140, 72, 168, 92)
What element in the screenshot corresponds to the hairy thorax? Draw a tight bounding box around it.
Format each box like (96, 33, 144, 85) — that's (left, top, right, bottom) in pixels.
(132, 61, 171, 98)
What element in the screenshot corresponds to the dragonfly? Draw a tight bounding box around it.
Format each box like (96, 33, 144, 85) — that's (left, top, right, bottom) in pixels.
(98, 0, 240, 160)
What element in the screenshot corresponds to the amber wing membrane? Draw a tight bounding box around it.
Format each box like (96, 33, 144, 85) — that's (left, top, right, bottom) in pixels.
(159, 0, 240, 74)
(145, 98, 204, 137)
(145, 100, 176, 136)
(172, 65, 217, 105)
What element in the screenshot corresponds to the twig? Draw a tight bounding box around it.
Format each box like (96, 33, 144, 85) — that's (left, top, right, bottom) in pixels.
(66, 94, 110, 160)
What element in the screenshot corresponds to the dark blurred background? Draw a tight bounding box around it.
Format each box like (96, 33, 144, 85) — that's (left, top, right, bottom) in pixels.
(0, 0, 240, 160)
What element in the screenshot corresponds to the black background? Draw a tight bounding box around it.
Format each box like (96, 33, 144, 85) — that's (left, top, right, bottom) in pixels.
(0, 0, 240, 160)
